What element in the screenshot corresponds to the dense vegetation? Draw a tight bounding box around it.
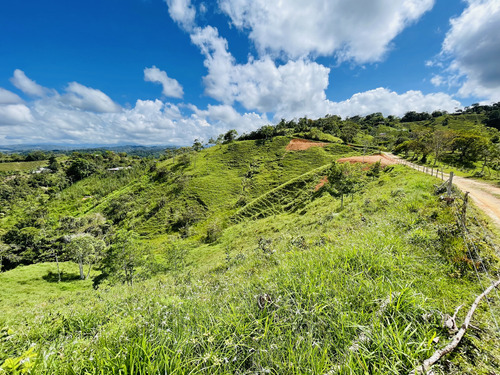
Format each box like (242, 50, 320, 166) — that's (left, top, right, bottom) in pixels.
(238, 103, 500, 175)
(1, 108, 500, 374)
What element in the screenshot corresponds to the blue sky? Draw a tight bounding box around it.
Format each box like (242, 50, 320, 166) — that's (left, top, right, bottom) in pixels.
(1, 0, 499, 146)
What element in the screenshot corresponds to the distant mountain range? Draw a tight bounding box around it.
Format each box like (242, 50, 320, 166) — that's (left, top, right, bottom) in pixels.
(0, 144, 176, 156)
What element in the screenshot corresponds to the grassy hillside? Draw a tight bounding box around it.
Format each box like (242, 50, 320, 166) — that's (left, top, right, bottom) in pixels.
(1, 145, 500, 374)
(0, 262, 96, 316)
(0, 160, 47, 173)
(80, 137, 355, 238)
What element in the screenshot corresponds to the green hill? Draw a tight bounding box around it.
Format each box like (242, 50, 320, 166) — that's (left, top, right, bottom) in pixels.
(1, 130, 500, 374)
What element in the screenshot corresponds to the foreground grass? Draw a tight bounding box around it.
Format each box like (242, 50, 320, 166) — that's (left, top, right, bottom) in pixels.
(1, 166, 499, 374)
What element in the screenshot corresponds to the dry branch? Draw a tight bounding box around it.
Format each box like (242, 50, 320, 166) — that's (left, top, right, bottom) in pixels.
(410, 278, 500, 375)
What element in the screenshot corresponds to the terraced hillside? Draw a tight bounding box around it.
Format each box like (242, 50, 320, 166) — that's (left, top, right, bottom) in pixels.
(81, 137, 355, 238)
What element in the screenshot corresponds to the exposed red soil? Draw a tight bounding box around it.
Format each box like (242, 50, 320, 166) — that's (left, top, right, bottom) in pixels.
(315, 176, 328, 191)
(314, 154, 397, 191)
(286, 138, 328, 151)
(336, 154, 397, 168)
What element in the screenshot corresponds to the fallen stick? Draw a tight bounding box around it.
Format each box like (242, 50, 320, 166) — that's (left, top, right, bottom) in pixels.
(410, 278, 500, 375)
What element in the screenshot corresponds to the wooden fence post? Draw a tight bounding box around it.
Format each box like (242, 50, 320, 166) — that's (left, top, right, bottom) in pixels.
(462, 192, 469, 227)
(447, 172, 454, 196)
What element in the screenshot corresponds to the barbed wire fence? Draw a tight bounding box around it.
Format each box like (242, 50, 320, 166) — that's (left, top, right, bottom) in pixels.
(395, 155, 500, 331)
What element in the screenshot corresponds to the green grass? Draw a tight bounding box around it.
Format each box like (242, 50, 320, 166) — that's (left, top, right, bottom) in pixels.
(0, 160, 47, 173)
(2, 165, 499, 374)
(0, 262, 97, 324)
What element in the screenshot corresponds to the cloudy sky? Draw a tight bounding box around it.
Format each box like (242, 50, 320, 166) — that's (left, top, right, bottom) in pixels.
(1, 0, 499, 146)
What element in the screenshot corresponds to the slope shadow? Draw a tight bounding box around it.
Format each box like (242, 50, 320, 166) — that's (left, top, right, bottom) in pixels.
(42, 271, 81, 283)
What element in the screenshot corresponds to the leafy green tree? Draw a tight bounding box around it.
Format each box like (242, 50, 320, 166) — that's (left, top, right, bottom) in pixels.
(431, 129, 456, 165)
(209, 134, 224, 147)
(362, 112, 385, 127)
(393, 140, 411, 158)
(410, 129, 433, 163)
(366, 160, 381, 180)
(339, 121, 360, 143)
(13, 227, 43, 264)
(318, 115, 341, 135)
(66, 233, 106, 280)
(484, 107, 500, 129)
(324, 162, 362, 210)
(480, 142, 500, 175)
(451, 133, 489, 164)
(25, 150, 47, 161)
(48, 155, 59, 172)
(401, 111, 432, 122)
(223, 129, 238, 143)
(103, 230, 151, 286)
(192, 139, 204, 152)
(59, 213, 108, 238)
(164, 148, 175, 162)
(0, 241, 19, 272)
(175, 147, 192, 167)
(66, 158, 98, 181)
(260, 125, 275, 141)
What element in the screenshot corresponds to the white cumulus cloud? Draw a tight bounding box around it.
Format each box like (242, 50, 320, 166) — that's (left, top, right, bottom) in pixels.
(144, 66, 184, 99)
(10, 69, 48, 97)
(187, 26, 460, 122)
(0, 104, 33, 125)
(190, 26, 330, 117)
(62, 82, 122, 113)
(0, 69, 268, 145)
(326, 88, 461, 118)
(0, 88, 24, 105)
(219, 0, 435, 62)
(165, 0, 196, 31)
(190, 103, 269, 134)
(438, 0, 500, 102)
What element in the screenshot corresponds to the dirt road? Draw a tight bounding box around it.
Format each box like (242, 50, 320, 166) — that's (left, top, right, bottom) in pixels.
(387, 153, 500, 230)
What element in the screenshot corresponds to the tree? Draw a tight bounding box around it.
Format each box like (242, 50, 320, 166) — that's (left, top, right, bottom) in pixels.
(393, 140, 411, 158)
(318, 115, 341, 135)
(66, 233, 106, 280)
(25, 150, 47, 161)
(451, 133, 489, 164)
(59, 213, 108, 238)
(480, 143, 500, 175)
(0, 241, 19, 272)
(66, 158, 98, 182)
(366, 160, 381, 180)
(192, 139, 204, 152)
(164, 148, 175, 162)
(48, 155, 59, 172)
(339, 121, 360, 143)
(223, 129, 238, 143)
(431, 130, 456, 166)
(401, 111, 432, 122)
(209, 134, 224, 148)
(324, 162, 362, 210)
(484, 107, 500, 129)
(260, 125, 275, 141)
(103, 230, 150, 286)
(10, 226, 43, 265)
